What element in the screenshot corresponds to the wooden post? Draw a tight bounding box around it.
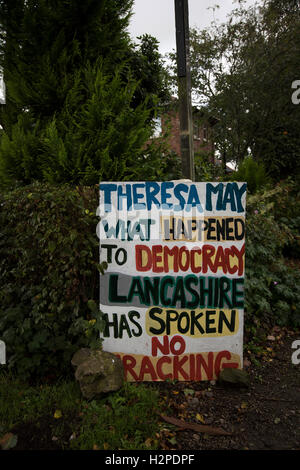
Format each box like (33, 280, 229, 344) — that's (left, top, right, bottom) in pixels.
(174, 0, 195, 181)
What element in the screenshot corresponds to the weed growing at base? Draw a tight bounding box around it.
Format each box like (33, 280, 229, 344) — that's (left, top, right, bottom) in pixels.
(0, 372, 161, 450)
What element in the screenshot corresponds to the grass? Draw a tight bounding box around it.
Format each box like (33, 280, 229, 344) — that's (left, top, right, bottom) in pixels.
(0, 371, 163, 450)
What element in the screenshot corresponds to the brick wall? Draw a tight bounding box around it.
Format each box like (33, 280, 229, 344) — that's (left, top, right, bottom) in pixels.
(160, 108, 215, 163)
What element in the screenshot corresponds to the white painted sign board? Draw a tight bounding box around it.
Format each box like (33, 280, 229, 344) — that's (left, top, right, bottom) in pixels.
(99, 181, 246, 381)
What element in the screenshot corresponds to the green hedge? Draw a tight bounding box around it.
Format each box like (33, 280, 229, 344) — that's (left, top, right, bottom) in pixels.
(0, 182, 104, 380)
(229, 156, 271, 194)
(245, 180, 300, 328)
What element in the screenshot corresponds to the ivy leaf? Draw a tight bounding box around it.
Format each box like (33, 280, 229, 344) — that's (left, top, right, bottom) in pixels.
(48, 241, 56, 253)
(87, 299, 98, 315)
(97, 261, 108, 275)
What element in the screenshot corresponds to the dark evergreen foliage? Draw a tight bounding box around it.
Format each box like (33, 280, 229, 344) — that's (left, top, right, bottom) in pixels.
(0, 0, 171, 186)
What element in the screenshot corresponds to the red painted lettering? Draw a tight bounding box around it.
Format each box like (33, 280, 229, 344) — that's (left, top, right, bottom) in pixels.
(157, 356, 172, 380)
(201, 245, 215, 274)
(151, 336, 169, 356)
(170, 335, 186, 355)
(123, 355, 139, 381)
(214, 350, 238, 377)
(178, 247, 190, 271)
(196, 352, 214, 380)
(139, 356, 157, 381)
(190, 248, 202, 273)
(225, 248, 238, 275)
(135, 245, 152, 271)
(213, 246, 227, 273)
(231, 244, 245, 276)
(173, 355, 189, 380)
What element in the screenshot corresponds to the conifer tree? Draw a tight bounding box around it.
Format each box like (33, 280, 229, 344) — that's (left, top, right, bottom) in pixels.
(0, 0, 169, 186)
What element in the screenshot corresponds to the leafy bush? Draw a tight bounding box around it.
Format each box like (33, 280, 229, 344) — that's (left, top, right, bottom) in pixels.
(0, 182, 104, 380)
(160, 151, 182, 181)
(195, 151, 223, 182)
(0, 61, 168, 187)
(230, 156, 270, 194)
(245, 181, 300, 328)
(271, 178, 300, 259)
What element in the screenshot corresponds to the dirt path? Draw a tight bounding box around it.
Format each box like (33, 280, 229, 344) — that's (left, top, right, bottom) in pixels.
(153, 330, 300, 450)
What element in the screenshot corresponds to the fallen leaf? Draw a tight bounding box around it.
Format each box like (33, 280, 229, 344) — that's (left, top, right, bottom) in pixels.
(274, 418, 281, 424)
(196, 413, 205, 424)
(54, 409, 62, 419)
(159, 415, 232, 436)
(93, 444, 100, 450)
(0, 433, 18, 450)
(168, 436, 177, 445)
(144, 437, 152, 447)
(243, 359, 251, 368)
(240, 402, 248, 409)
(103, 443, 109, 450)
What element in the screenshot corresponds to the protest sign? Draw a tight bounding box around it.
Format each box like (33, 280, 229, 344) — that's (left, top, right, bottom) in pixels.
(99, 181, 246, 381)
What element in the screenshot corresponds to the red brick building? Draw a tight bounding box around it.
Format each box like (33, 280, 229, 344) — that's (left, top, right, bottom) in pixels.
(153, 100, 217, 163)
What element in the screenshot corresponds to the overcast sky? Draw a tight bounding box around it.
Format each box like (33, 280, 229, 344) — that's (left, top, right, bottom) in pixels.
(128, 0, 259, 55)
